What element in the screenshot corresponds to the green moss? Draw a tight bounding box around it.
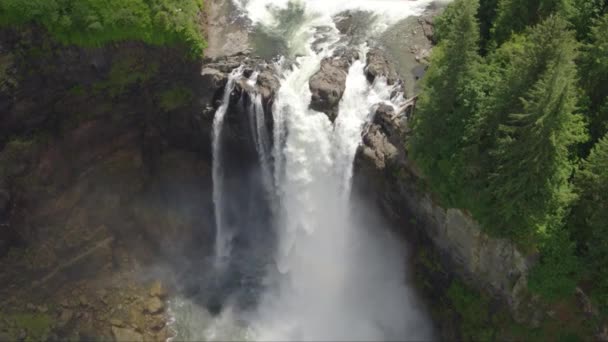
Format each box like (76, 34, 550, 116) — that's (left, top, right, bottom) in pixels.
(158, 85, 194, 111)
(0, 0, 207, 57)
(2, 312, 52, 342)
(94, 56, 159, 96)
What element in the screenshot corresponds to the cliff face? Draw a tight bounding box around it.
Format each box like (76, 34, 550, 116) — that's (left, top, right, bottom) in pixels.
(353, 99, 538, 322)
(0, 22, 280, 338)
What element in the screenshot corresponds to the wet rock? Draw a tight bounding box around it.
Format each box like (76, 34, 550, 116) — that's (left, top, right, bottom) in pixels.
(112, 327, 143, 342)
(149, 281, 168, 299)
(309, 53, 354, 121)
(145, 297, 164, 315)
(365, 48, 398, 85)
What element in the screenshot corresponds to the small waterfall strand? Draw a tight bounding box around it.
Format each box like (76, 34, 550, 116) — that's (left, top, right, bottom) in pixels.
(212, 66, 245, 266)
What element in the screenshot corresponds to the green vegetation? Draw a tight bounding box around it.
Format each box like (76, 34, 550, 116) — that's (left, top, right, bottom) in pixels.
(1, 312, 52, 342)
(159, 85, 194, 111)
(411, 0, 608, 316)
(447, 281, 495, 340)
(0, 0, 207, 57)
(95, 55, 160, 96)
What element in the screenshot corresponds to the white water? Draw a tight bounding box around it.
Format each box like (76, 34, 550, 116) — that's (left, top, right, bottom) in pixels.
(195, 0, 436, 340)
(212, 66, 244, 266)
(248, 91, 274, 199)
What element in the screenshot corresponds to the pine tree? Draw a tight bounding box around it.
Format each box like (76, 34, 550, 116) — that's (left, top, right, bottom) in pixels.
(570, 134, 608, 311)
(492, 0, 573, 45)
(578, 14, 608, 143)
(409, 0, 482, 206)
(479, 16, 586, 239)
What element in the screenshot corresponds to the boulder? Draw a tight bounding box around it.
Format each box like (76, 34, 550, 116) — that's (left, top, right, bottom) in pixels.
(309, 54, 353, 121)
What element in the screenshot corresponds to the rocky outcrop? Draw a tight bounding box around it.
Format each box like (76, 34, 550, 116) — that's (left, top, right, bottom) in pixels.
(365, 48, 398, 85)
(309, 52, 354, 121)
(355, 101, 537, 321)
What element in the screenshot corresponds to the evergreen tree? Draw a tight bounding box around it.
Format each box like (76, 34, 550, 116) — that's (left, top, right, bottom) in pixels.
(478, 16, 586, 239)
(578, 14, 608, 144)
(492, 0, 573, 45)
(478, 0, 499, 54)
(570, 134, 608, 311)
(570, 0, 608, 40)
(409, 0, 482, 206)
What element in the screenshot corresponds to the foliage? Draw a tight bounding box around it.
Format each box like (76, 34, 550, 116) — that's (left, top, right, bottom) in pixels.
(569, 134, 608, 312)
(414, 0, 608, 325)
(578, 14, 608, 143)
(97, 55, 159, 96)
(466, 16, 585, 243)
(0, 0, 207, 57)
(409, 0, 482, 208)
(528, 226, 580, 300)
(491, 0, 573, 45)
(447, 281, 495, 341)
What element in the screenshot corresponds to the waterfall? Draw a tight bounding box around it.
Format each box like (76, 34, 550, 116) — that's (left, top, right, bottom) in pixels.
(212, 66, 244, 266)
(184, 1, 439, 340)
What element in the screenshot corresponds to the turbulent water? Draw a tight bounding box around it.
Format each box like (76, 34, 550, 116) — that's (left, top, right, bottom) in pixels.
(173, 0, 439, 340)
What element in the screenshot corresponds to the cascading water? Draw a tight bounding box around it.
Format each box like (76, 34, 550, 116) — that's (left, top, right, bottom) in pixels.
(212, 66, 244, 266)
(175, 1, 441, 340)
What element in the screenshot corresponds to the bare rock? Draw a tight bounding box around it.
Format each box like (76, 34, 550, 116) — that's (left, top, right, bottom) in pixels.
(309, 54, 353, 121)
(112, 327, 143, 342)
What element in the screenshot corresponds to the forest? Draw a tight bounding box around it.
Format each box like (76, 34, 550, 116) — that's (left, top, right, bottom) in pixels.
(411, 0, 608, 315)
(0, 0, 207, 56)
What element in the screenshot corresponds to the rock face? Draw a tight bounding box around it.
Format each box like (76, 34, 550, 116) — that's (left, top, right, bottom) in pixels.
(309, 50, 356, 121)
(354, 100, 536, 323)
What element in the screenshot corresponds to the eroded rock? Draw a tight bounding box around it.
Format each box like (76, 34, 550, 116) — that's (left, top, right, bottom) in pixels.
(309, 51, 357, 121)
